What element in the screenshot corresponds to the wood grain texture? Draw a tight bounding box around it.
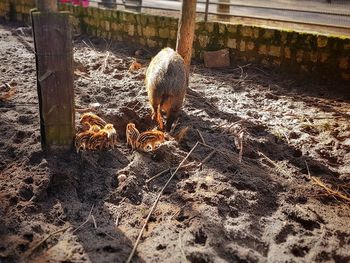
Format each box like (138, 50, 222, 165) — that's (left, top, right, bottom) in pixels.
(32, 11, 75, 150)
(176, 0, 197, 77)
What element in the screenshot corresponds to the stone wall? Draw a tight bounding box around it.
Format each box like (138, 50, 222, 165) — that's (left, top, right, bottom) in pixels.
(0, 0, 349, 82)
(0, 0, 34, 22)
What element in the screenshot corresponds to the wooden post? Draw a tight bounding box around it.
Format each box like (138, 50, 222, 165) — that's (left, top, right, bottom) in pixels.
(176, 0, 197, 79)
(204, 0, 209, 22)
(31, 0, 75, 151)
(35, 0, 58, 12)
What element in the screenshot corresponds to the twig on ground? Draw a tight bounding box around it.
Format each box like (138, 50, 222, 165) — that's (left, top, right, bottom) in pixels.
(57, 217, 66, 224)
(253, 66, 270, 76)
(106, 38, 113, 51)
(218, 119, 243, 131)
(114, 197, 126, 227)
(27, 226, 71, 256)
(198, 141, 236, 163)
(238, 131, 244, 163)
(145, 168, 170, 184)
(87, 38, 96, 50)
(131, 101, 140, 111)
(305, 160, 311, 179)
(102, 231, 118, 241)
(145, 163, 195, 184)
(197, 150, 216, 169)
(282, 130, 290, 144)
(74, 70, 92, 80)
(310, 177, 350, 203)
(216, 119, 232, 129)
(115, 214, 121, 227)
(82, 39, 92, 49)
(126, 142, 200, 263)
(306, 160, 350, 203)
(91, 215, 97, 229)
(72, 204, 94, 234)
(100, 51, 110, 73)
(341, 184, 350, 196)
(284, 113, 346, 120)
(170, 204, 188, 220)
(305, 117, 313, 126)
(258, 151, 291, 178)
(196, 129, 206, 144)
(231, 63, 251, 72)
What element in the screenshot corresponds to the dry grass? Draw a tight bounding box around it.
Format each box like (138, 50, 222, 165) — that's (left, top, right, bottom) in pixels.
(311, 176, 350, 203)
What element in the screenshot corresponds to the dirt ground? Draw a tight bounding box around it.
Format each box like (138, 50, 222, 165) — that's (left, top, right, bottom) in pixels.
(1, 21, 350, 263)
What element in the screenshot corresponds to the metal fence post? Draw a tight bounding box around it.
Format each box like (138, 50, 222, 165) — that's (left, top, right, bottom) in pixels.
(204, 0, 209, 22)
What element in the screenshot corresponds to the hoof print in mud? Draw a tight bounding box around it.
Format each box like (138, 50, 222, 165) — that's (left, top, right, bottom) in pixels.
(194, 228, 208, 246)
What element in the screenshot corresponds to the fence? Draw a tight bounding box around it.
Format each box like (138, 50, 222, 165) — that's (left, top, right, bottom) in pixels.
(60, 0, 350, 31)
(0, 0, 349, 82)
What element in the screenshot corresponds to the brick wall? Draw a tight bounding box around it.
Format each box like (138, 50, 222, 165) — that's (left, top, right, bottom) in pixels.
(0, 0, 349, 82)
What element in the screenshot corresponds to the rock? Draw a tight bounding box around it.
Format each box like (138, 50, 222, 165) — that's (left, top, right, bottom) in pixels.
(118, 174, 127, 183)
(203, 49, 230, 68)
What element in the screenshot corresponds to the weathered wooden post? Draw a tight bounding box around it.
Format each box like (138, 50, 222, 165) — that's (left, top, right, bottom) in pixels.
(31, 0, 75, 151)
(176, 0, 197, 80)
(204, 0, 209, 22)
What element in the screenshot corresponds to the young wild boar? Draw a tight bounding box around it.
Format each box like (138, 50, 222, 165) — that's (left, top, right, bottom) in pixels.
(145, 48, 187, 132)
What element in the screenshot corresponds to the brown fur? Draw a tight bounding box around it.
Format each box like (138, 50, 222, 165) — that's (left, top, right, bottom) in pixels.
(135, 130, 165, 152)
(75, 123, 116, 151)
(79, 112, 107, 129)
(126, 123, 140, 151)
(145, 48, 187, 132)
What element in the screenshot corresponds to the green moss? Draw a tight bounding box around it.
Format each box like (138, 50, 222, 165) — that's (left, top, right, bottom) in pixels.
(156, 16, 168, 27)
(140, 13, 148, 25)
(195, 21, 205, 32)
(147, 15, 156, 24)
(89, 7, 99, 18)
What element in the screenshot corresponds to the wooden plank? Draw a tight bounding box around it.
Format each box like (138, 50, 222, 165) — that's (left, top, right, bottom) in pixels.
(32, 11, 75, 150)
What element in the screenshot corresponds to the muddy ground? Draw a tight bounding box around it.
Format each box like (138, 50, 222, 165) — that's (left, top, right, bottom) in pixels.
(1, 21, 350, 263)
